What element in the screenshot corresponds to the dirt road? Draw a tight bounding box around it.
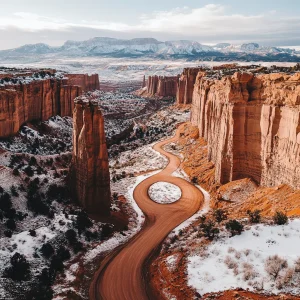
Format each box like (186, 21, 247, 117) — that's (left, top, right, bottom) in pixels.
(90, 124, 204, 300)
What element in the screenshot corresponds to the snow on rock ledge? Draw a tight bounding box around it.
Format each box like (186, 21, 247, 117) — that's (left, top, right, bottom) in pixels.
(148, 182, 181, 204)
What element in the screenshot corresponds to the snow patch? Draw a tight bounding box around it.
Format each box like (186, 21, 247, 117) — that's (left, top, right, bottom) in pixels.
(148, 182, 181, 204)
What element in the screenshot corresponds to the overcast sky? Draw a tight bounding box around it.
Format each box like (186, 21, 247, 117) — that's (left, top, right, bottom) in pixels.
(1, 0, 300, 50)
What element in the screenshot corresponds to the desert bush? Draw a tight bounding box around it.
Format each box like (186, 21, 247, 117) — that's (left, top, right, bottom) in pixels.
(65, 229, 77, 244)
(3, 253, 31, 281)
(75, 211, 92, 232)
(200, 220, 219, 240)
(5, 219, 16, 230)
(10, 185, 19, 197)
(29, 229, 36, 237)
(225, 220, 244, 236)
(247, 209, 261, 223)
(213, 209, 227, 223)
(40, 243, 54, 258)
(273, 211, 288, 225)
(295, 257, 300, 272)
(0, 192, 12, 211)
(24, 166, 34, 177)
(224, 256, 238, 269)
(265, 254, 288, 280)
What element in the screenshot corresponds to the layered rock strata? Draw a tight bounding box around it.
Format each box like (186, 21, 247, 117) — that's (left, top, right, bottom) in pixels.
(143, 75, 178, 98)
(176, 68, 204, 104)
(70, 97, 111, 215)
(190, 71, 300, 189)
(0, 73, 100, 137)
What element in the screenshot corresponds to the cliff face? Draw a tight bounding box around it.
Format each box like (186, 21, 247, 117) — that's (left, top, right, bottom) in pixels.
(191, 71, 300, 189)
(0, 73, 99, 137)
(63, 74, 100, 91)
(142, 75, 178, 98)
(70, 98, 111, 215)
(176, 68, 204, 105)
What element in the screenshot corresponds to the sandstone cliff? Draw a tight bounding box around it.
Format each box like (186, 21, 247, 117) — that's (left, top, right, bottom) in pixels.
(176, 68, 204, 105)
(140, 75, 178, 98)
(70, 97, 111, 215)
(190, 71, 300, 189)
(0, 73, 100, 137)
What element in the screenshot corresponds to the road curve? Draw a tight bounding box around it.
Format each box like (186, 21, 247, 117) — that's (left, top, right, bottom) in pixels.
(90, 124, 204, 300)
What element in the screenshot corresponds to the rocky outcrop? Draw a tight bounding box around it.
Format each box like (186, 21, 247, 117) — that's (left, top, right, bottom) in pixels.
(141, 75, 178, 98)
(0, 73, 100, 137)
(191, 71, 300, 189)
(70, 97, 111, 215)
(63, 74, 100, 91)
(176, 68, 204, 105)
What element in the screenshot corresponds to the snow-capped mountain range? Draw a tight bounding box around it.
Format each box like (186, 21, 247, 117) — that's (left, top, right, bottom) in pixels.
(0, 37, 299, 61)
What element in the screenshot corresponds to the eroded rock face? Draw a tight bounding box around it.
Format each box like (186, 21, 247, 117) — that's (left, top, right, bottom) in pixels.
(70, 98, 111, 215)
(191, 71, 300, 189)
(0, 73, 99, 137)
(176, 68, 204, 105)
(142, 75, 178, 98)
(63, 74, 100, 91)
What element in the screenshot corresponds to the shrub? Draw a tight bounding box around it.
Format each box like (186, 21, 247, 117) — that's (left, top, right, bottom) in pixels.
(65, 229, 77, 244)
(10, 185, 19, 197)
(12, 168, 20, 176)
(101, 224, 114, 240)
(247, 210, 261, 223)
(225, 220, 244, 236)
(200, 220, 219, 240)
(273, 211, 288, 225)
(40, 243, 54, 258)
(5, 219, 16, 231)
(75, 211, 92, 232)
(3, 253, 31, 281)
(24, 166, 34, 177)
(56, 246, 71, 262)
(4, 230, 12, 238)
(29, 230, 36, 237)
(295, 257, 300, 272)
(0, 192, 12, 211)
(50, 255, 64, 273)
(213, 209, 227, 223)
(265, 254, 288, 280)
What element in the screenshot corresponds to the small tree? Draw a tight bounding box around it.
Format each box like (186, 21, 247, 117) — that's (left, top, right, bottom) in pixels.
(65, 229, 77, 244)
(0, 192, 12, 212)
(5, 219, 16, 231)
(226, 220, 244, 236)
(265, 255, 288, 280)
(3, 253, 31, 281)
(40, 243, 54, 258)
(247, 209, 261, 223)
(200, 220, 219, 240)
(75, 211, 92, 232)
(273, 211, 288, 225)
(213, 209, 227, 223)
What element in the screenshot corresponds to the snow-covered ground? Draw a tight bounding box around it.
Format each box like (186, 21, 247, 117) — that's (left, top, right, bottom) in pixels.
(188, 219, 300, 296)
(148, 182, 181, 204)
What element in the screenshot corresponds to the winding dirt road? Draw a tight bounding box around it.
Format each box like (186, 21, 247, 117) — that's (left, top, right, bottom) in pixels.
(90, 124, 204, 300)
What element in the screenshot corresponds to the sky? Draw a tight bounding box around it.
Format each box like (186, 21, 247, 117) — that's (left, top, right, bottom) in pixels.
(1, 0, 300, 50)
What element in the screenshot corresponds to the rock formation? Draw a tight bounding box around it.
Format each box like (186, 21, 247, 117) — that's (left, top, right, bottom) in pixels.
(63, 74, 100, 91)
(140, 75, 178, 98)
(190, 70, 300, 189)
(176, 68, 204, 105)
(0, 72, 100, 137)
(70, 97, 111, 215)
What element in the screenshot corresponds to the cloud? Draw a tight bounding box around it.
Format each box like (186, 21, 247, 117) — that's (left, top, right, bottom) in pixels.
(1, 4, 300, 48)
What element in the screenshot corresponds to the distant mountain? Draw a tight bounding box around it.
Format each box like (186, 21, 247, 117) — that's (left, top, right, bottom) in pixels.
(0, 37, 300, 62)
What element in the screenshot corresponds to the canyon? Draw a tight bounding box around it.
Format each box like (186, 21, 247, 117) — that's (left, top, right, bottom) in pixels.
(0, 70, 100, 137)
(70, 96, 111, 215)
(187, 69, 300, 189)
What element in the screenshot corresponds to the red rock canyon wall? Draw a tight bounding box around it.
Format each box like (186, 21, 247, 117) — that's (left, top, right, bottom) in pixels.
(190, 71, 300, 189)
(0, 73, 100, 137)
(142, 75, 178, 98)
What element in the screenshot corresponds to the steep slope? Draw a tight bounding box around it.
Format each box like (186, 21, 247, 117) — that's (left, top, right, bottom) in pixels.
(190, 70, 300, 189)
